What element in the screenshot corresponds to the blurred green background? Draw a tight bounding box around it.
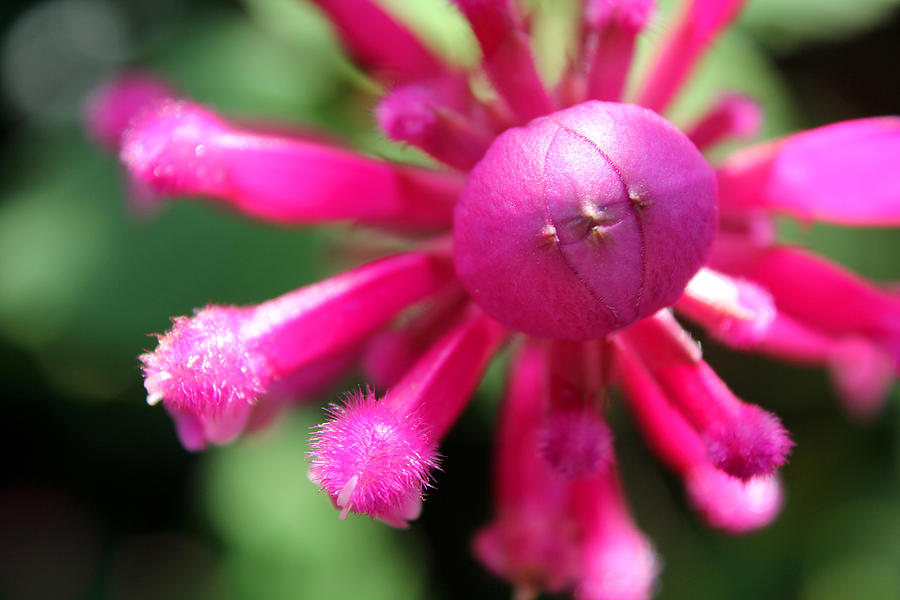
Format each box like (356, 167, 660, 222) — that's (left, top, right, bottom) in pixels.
(0, 0, 899, 598)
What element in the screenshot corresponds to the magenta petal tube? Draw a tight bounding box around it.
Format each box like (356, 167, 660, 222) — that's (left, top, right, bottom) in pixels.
(375, 81, 494, 170)
(685, 93, 762, 151)
(675, 267, 776, 348)
(452, 0, 555, 123)
(710, 308, 896, 419)
(121, 99, 462, 230)
(615, 338, 783, 533)
(141, 250, 454, 449)
(308, 0, 445, 80)
(710, 228, 899, 401)
(582, 0, 655, 103)
(636, 0, 746, 113)
(539, 340, 615, 480)
(362, 289, 469, 390)
(828, 338, 897, 420)
(384, 309, 508, 438)
(712, 245, 900, 358)
(571, 465, 659, 600)
(622, 313, 792, 481)
(309, 309, 507, 526)
(473, 340, 580, 596)
(717, 118, 900, 225)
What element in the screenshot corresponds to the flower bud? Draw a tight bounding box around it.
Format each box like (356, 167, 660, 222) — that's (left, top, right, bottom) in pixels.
(454, 101, 717, 339)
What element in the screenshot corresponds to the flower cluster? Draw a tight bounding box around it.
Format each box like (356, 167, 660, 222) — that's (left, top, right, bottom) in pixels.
(87, 0, 899, 598)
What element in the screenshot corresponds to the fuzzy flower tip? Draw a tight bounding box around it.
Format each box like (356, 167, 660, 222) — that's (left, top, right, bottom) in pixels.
(308, 390, 439, 525)
(539, 410, 615, 479)
(140, 306, 269, 415)
(704, 405, 793, 481)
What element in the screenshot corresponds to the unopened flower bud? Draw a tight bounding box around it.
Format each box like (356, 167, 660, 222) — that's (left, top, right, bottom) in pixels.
(454, 101, 717, 339)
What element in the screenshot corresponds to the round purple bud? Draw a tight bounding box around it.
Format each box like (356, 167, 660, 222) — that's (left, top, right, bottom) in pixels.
(453, 101, 717, 339)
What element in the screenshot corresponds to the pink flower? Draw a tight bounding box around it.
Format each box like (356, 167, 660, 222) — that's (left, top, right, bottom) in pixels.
(87, 0, 899, 597)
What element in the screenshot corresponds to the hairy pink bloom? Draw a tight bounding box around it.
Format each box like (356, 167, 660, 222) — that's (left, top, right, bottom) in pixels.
(308, 389, 438, 526)
(87, 0, 900, 597)
(539, 409, 614, 479)
(141, 251, 454, 449)
(309, 310, 506, 526)
(142, 305, 268, 415)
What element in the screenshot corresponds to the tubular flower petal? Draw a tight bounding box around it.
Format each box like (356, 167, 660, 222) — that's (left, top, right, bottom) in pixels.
(122, 99, 462, 230)
(685, 92, 763, 151)
(375, 79, 495, 170)
(828, 338, 897, 420)
(582, 0, 655, 102)
(616, 338, 783, 533)
(717, 118, 900, 225)
(712, 245, 900, 363)
(622, 312, 793, 481)
(141, 251, 454, 449)
(637, 0, 746, 113)
(308, 0, 445, 80)
(474, 340, 580, 595)
(685, 464, 783, 534)
(452, 0, 556, 123)
(309, 309, 507, 525)
(735, 309, 895, 419)
(538, 340, 615, 479)
(85, 72, 175, 149)
(572, 465, 660, 600)
(86, 0, 900, 594)
(676, 267, 776, 348)
(361, 288, 469, 390)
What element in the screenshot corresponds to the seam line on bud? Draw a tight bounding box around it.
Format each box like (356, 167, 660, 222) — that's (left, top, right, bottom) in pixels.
(552, 121, 649, 311)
